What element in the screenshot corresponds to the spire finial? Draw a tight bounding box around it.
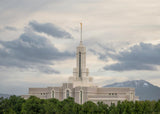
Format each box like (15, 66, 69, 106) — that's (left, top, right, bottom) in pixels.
(80, 23, 82, 43)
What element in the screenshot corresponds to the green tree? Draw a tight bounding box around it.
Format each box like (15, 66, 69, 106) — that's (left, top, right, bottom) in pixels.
(0, 98, 11, 113)
(9, 95, 25, 113)
(154, 100, 160, 113)
(60, 97, 79, 114)
(44, 98, 60, 114)
(97, 101, 109, 113)
(109, 103, 118, 114)
(141, 100, 152, 114)
(0, 97, 4, 113)
(72, 102, 82, 114)
(134, 101, 143, 114)
(82, 101, 98, 114)
(1, 95, 160, 114)
(21, 96, 45, 114)
(0, 95, 25, 114)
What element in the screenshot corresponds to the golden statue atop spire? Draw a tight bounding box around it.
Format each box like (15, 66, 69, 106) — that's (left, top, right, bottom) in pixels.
(80, 23, 82, 43)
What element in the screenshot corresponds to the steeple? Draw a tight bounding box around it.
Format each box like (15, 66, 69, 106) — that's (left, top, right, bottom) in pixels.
(80, 23, 83, 45)
(72, 23, 89, 81)
(68, 23, 94, 87)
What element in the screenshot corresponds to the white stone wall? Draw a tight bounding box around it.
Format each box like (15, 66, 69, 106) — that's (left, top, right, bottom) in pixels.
(21, 83, 139, 106)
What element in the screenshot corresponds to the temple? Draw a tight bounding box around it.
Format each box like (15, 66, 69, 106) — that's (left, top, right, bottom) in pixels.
(21, 23, 139, 105)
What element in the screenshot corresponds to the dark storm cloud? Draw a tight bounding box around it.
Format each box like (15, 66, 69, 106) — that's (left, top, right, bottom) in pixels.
(102, 43, 160, 71)
(0, 31, 73, 74)
(29, 21, 73, 39)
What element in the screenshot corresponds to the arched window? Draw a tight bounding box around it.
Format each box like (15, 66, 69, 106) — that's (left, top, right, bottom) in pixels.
(80, 91, 83, 104)
(66, 90, 70, 98)
(51, 90, 55, 98)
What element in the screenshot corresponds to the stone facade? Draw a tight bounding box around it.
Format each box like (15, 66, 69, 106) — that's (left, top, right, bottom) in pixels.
(21, 28, 139, 105)
(21, 83, 139, 105)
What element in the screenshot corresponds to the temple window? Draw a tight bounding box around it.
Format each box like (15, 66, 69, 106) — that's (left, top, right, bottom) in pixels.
(80, 91, 83, 104)
(52, 91, 55, 98)
(66, 90, 70, 98)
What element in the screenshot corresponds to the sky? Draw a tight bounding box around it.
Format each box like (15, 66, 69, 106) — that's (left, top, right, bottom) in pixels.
(0, 0, 160, 95)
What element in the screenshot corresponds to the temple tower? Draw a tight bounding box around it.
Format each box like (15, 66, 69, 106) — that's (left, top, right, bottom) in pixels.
(69, 23, 94, 86)
(73, 23, 89, 81)
(73, 38, 89, 81)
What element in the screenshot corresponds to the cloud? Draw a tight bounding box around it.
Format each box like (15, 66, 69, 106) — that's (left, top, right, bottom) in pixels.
(102, 43, 160, 71)
(0, 31, 73, 74)
(104, 62, 156, 71)
(29, 21, 73, 39)
(88, 42, 116, 61)
(4, 26, 17, 31)
(37, 66, 60, 74)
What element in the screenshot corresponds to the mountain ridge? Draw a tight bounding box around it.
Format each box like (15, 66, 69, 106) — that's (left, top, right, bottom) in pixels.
(104, 80, 160, 101)
(0, 93, 11, 98)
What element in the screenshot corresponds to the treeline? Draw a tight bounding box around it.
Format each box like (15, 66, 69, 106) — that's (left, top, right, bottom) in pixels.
(0, 96, 160, 114)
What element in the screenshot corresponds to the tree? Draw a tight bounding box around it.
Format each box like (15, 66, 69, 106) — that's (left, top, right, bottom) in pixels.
(1, 95, 160, 114)
(154, 100, 160, 113)
(82, 101, 98, 113)
(0, 97, 4, 113)
(134, 101, 143, 114)
(97, 101, 109, 113)
(141, 100, 152, 114)
(60, 97, 80, 114)
(21, 96, 45, 114)
(44, 98, 60, 114)
(0, 95, 25, 114)
(9, 95, 25, 113)
(109, 103, 118, 114)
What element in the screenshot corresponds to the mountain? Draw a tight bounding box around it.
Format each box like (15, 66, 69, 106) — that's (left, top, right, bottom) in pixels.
(104, 80, 160, 101)
(0, 93, 11, 98)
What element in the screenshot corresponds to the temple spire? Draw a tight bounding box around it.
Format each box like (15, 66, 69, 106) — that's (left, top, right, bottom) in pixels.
(80, 23, 82, 44)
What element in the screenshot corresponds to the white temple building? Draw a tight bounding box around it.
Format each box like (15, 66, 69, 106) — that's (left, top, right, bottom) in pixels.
(21, 23, 139, 105)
